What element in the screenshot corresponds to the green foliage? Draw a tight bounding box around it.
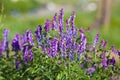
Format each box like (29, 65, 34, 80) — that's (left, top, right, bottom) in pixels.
(0, 48, 119, 79)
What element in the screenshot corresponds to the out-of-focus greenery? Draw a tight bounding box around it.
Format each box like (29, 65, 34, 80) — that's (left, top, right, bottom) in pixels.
(0, 1, 120, 49)
(0, 0, 40, 14)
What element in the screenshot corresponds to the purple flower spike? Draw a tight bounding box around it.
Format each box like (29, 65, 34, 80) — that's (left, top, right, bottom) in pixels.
(3, 29, 9, 42)
(110, 46, 117, 54)
(21, 34, 27, 46)
(66, 30, 73, 39)
(70, 50, 73, 61)
(73, 42, 78, 50)
(12, 39, 20, 55)
(53, 13, 58, 30)
(78, 45, 82, 54)
(12, 34, 21, 53)
(3, 29, 9, 51)
(77, 45, 82, 61)
(93, 33, 100, 48)
(100, 40, 107, 48)
(86, 67, 95, 75)
(26, 29, 34, 48)
(66, 19, 70, 30)
(72, 28, 78, 38)
(15, 34, 20, 41)
(80, 28, 85, 41)
(71, 12, 76, 29)
(35, 25, 42, 36)
(3, 29, 9, 58)
(102, 58, 107, 69)
(50, 37, 58, 57)
(15, 60, 20, 70)
(35, 25, 43, 47)
(60, 41, 66, 57)
(23, 47, 28, 64)
(81, 36, 87, 53)
(29, 50, 33, 61)
(58, 8, 64, 34)
(53, 13, 57, 22)
(44, 20, 50, 32)
(59, 8, 64, 23)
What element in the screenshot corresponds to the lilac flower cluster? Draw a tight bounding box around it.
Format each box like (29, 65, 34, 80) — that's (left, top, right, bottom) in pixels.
(0, 9, 119, 75)
(0, 29, 10, 57)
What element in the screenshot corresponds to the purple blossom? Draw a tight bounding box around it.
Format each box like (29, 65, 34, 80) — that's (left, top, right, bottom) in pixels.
(35, 25, 43, 47)
(73, 42, 78, 50)
(81, 62, 86, 68)
(58, 8, 64, 34)
(44, 20, 50, 32)
(71, 12, 75, 29)
(26, 29, 34, 49)
(12, 39, 20, 54)
(3, 29, 9, 51)
(53, 13, 58, 30)
(35, 25, 42, 38)
(79, 27, 85, 34)
(89, 33, 100, 51)
(21, 34, 27, 46)
(118, 51, 120, 57)
(3, 29, 9, 42)
(66, 29, 73, 39)
(60, 41, 66, 57)
(100, 40, 107, 48)
(11, 34, 21, 54)
(15, 60, 20, 70)
(81, 36, 87, 53)
(66, 19, 70, 30)
(79, 28, 85, 41)
(109, 77, 113, 80)
(77, 45, 82, 61)
(23, 47, 28, 64)
(72, 28, 78, 38)
(50, 37, 58, 57)
(78, 45, 82, 54)
(66, 37, 72, 49)
(107, 57, 116, 66)
(87, 27, 91, 32)
(47, 48, 52, 57)
(29, 50, 33, 61)
(86, 67, 95, 75)
(100, 50, 107, 58)
(70, 50, 73, 61)
(3, 29, 9, 58)
(110, 46, 117, 54)
(102, 57, 107, 69)
(41, 45, 46, 53)
(93, 33, 100, 48)
(69, 40, 74, 61)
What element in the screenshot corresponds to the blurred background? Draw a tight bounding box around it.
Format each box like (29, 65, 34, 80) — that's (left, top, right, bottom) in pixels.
(0, 0, 120, 49)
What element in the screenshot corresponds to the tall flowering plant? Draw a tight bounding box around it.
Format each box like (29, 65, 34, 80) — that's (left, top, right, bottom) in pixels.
(0, 9, 119, 80)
